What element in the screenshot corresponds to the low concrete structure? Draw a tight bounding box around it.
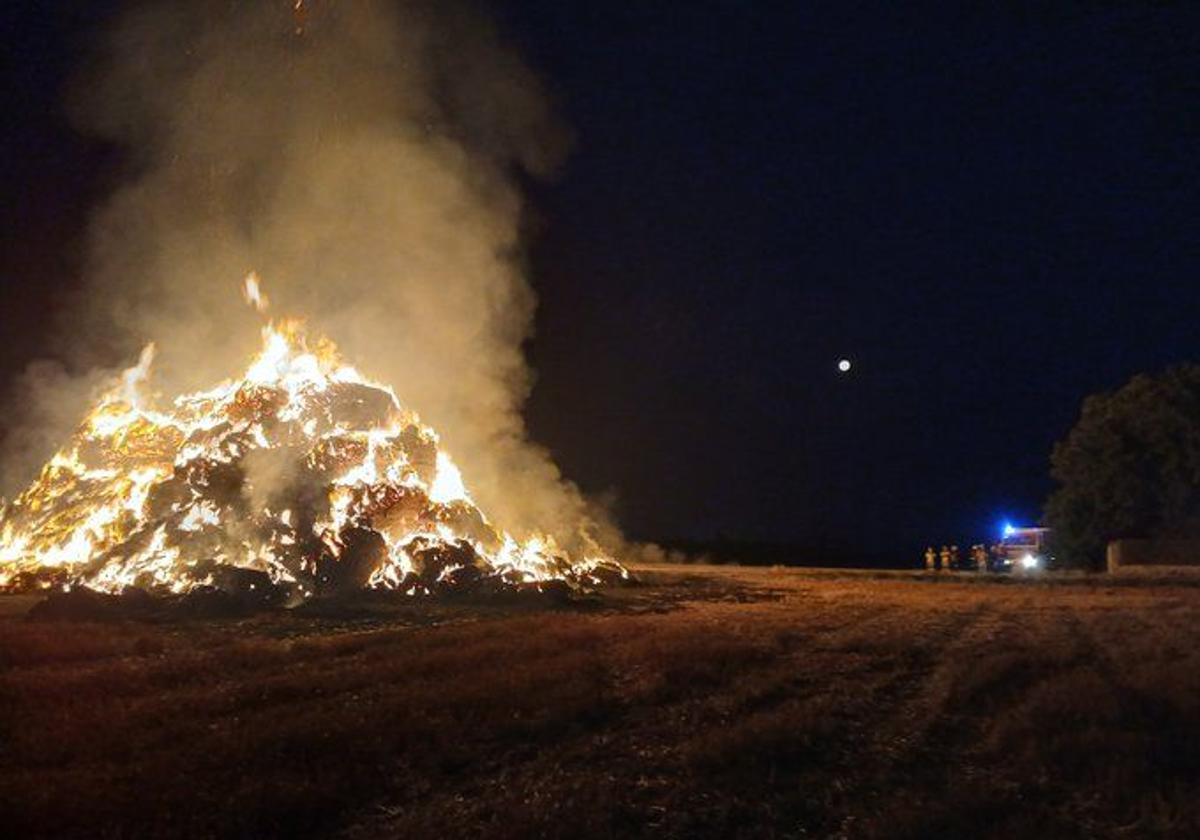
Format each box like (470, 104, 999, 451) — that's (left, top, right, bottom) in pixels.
(1107, 539, 1200, 573)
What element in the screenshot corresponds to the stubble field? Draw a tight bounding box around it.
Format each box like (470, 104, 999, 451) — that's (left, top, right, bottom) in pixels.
(2, 565, 1198, 838)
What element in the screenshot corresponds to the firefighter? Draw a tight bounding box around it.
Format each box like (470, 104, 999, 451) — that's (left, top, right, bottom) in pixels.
(950, 545, 960, 570)
(939, 545, 951, 572)
(972, 544, 988, 573)
(924, 546, 937, 571)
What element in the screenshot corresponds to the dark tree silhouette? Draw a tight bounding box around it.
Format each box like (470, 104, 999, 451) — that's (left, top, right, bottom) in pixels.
(1045, 365, 1200, 569)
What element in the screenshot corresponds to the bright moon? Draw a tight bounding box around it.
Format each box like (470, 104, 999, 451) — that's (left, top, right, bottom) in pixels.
(837, 359, 852, 373)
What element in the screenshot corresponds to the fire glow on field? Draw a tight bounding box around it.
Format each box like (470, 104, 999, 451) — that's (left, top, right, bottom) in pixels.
(0, 276, 623, 597)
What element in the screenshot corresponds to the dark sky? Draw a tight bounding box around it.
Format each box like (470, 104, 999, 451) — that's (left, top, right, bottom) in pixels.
(2, 2, 1198, 558)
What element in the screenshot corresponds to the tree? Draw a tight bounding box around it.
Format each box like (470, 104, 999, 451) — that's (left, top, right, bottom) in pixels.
(1045, 365, 1200, 569)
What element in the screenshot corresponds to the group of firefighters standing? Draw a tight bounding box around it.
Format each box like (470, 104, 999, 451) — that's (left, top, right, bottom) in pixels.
(923, 544, 990, 572)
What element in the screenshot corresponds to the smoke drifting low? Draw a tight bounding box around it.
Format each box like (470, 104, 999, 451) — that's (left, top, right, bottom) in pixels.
(3, 1, 619, 554)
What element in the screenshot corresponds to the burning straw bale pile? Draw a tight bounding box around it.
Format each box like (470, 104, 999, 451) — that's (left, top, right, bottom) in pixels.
(0, 309, 623, 606)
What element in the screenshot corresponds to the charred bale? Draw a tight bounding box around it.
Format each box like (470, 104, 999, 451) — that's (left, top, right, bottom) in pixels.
(315, 526, 387, 595)
(322, 382, 396, 429)
(407, 537, 483, 588)
(208, 566, 287, 607)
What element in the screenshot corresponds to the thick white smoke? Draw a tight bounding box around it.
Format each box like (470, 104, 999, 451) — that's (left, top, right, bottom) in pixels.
(2, 1, 620, 555)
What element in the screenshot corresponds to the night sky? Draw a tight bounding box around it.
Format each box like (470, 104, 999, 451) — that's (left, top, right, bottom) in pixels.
(2, 2, 1198, 560)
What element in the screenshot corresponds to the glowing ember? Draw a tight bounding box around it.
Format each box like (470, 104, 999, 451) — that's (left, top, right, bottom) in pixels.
(241, 271, 270, 313)
(0, 277, 622, 598)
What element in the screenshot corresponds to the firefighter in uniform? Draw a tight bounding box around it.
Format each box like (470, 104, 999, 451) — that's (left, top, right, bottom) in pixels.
(939, 545, 951, 572)
(950, 545, 961, 570)
(924, 546, 937, 571)
(972, 544, 988, 573)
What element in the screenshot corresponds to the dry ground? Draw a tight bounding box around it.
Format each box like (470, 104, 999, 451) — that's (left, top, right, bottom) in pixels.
(2, 566, 1199, 839)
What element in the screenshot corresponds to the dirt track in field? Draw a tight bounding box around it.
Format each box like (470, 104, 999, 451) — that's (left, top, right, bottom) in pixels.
(2, 566, 1198, 838)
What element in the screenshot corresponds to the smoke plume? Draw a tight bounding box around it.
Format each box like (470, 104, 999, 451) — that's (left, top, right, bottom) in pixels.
(3, 1, 618, 554)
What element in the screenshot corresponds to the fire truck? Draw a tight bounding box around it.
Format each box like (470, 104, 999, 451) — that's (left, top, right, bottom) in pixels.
(993, 525, 1051, 572)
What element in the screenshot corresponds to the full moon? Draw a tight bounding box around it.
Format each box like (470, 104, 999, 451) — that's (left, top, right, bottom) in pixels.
(837, 359, 852, 373)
